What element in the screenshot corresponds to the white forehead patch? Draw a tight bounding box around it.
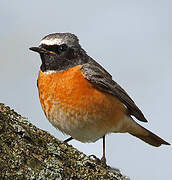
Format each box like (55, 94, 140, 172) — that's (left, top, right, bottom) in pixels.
(39, 39, 63, 46)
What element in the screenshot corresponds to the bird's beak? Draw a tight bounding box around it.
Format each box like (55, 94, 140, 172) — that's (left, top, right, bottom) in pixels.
(29, 46, 56, 55)
(29, 47, 47, 54)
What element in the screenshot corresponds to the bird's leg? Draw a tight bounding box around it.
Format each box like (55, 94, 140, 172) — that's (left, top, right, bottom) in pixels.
(64, 136, 73, 143)
(101, 135, 106, 163)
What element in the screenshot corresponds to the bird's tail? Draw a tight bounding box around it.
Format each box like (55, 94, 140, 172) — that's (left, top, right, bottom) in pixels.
(126, 117, 170, 147)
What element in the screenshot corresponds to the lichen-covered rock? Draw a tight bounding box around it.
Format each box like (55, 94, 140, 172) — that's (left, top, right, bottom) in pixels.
(0, 103, 130, 180)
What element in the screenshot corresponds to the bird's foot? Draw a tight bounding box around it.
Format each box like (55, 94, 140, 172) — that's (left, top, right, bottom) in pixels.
(101, 155, 107, 167)
(63, 137, 73, 143)
(89, 155, 107, 167)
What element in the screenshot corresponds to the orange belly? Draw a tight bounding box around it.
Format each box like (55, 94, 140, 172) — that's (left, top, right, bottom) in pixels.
(37, 65, 127, 142)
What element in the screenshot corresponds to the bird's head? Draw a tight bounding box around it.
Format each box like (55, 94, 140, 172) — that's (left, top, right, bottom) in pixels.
(30, 33, 87, 72)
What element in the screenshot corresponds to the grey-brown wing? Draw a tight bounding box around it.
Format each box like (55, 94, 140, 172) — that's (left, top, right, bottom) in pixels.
(81, 63, 147, 122)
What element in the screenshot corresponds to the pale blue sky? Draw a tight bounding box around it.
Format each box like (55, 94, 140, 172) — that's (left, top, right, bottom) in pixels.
(0, 1, 171, 179)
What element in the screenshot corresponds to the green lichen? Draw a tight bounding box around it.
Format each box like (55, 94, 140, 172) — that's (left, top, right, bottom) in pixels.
(0, 103, 130, 180)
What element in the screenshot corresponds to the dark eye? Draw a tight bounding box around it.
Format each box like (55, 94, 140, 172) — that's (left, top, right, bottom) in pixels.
(59, 44, 68, 52)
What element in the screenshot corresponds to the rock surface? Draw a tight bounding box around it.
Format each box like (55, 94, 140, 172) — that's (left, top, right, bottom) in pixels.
(0, 103, 130, 180)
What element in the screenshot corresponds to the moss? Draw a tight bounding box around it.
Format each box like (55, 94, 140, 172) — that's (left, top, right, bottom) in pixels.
(0, 103, 130, 180)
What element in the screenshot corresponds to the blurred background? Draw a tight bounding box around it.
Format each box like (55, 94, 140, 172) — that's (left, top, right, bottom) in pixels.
(0, 0, 171, 179)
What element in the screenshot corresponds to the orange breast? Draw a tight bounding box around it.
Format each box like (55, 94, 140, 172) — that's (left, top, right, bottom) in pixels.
(37, 65, 127, 142)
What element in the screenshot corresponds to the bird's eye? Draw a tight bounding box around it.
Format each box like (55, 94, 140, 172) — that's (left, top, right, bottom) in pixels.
(59, 44, 68, 52)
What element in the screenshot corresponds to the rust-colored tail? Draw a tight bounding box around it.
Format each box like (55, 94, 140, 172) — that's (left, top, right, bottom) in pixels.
(127, 119, 170, 147)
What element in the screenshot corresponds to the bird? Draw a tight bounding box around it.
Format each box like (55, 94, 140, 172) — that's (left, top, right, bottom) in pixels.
(29, 33, 170, 163)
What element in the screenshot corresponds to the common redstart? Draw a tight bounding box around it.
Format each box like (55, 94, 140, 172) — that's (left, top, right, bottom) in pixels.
(30, 33, 170, 162)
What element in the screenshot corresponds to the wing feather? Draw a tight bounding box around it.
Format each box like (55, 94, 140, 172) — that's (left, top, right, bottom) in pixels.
(81, 63, 147, 122)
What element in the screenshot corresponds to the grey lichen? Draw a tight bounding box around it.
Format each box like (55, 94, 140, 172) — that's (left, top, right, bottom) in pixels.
(0, 103, 130, 180)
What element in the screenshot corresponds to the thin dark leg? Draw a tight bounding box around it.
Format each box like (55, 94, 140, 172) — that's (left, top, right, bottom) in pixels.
(101, 135, 106, 163)
(64, 136, 73, 143)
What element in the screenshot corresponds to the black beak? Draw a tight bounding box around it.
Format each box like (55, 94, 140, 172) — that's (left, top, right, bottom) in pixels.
(29, 46, 56, 55)
(29, 47, 46, 54)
